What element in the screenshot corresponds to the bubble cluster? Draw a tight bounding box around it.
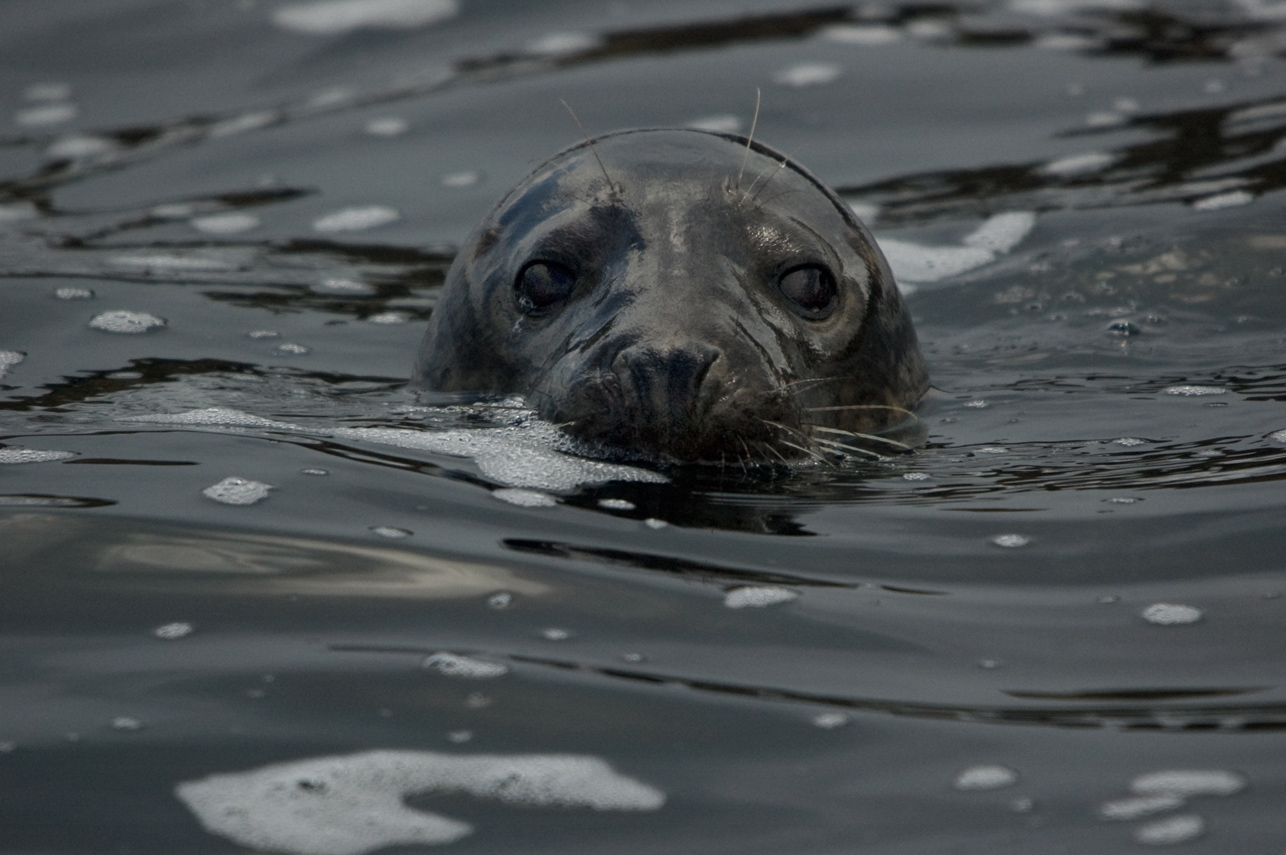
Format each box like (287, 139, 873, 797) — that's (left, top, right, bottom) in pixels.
(723, 586, 798, 609)
(0, 351, 24, 377)
(89, 311, 166, 334)
(440, 171, 481, 188)
(1164, 385, 1227, 396)
(1130, 769, 1245, 797)
(773, 62, 842, 87)
(202, 477, 274, 506)
(493, 488, 557, 507)
(953, 764, 1019, 791)
(422, 653, 508, 679)
(315, 278, 375, 295)
(154, 622, 194, 640)
(274, 0, 460, 35)
(125, 407, 298, 430)
(365, 116, 408, 136)
(176, 749, 664, 855)
(811, 712, 850, 729)
(1134, 814, 1205, 845)
(1192, 190, 1253, 210)
(1141, 603, 1203, 625)
(313, 205, 400, 232)
(0, 448, 76, 464)
(191, 213, 260, 234)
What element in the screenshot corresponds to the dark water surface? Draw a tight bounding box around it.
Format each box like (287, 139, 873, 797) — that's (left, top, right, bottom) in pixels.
(3, 0, 1286, 852)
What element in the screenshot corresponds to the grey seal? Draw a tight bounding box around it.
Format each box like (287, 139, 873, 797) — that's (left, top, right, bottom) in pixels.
(413, 128, 927, 463)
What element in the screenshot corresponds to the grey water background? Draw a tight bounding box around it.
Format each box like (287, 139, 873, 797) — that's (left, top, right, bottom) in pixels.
(2, 0, 1286, 851)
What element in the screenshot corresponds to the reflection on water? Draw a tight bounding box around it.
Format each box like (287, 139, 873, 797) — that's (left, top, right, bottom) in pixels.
(3, 0, 1286, 852)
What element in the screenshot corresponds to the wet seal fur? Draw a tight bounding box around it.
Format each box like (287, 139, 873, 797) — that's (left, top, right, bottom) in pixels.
(413, 129, 928, 463)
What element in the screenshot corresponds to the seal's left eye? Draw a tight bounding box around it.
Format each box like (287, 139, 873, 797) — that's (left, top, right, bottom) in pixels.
(515, 261, 575, 313)
(779, 265, 837, 318)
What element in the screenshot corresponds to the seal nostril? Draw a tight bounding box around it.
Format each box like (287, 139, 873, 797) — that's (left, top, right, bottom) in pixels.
(614, 343, 721, 416)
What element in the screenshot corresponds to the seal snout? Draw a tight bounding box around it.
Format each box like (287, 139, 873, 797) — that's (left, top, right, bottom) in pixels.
(613, 342, 721, 417)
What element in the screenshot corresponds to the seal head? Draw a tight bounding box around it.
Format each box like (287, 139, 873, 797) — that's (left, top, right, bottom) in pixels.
(413, 129, 927, 463)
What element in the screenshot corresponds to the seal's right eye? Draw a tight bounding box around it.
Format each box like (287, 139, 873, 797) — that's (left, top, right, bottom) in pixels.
(515, 261, 575, 313)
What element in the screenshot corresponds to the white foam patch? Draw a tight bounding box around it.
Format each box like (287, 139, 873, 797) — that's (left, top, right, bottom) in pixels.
(274, 0, 458, 35)
(89, 311, 166, 334)
(1034, 33, 1101, 50)
(686, 114, 742, 134)
(1192, 190, 1254, 210)
(846, 200, 880, 223)
(367, 312, 409, 324)
(1164, 385, 1227, 396)
(422, 653, 508, 679)
(365, 117, 408, 136)
(878, 240, 995, 283)
(333, 427, 666, 491)
(822, 24, 902, 44)
(1010, 0, 1142, 13)
(16, 103, 77, 127)
(0, 448, 76, 464)
(1134, 814, 1204, 846)
(878, 210, 1034, 283)
(990, 534, 1030, 548)
(773, 62, 841, 87)
(123, 407, 301, 431)
(440, 171, 480, 188)
(812, 712, 850, 729)
(154, 622, 194, 640)
(953, 765, 1019, 790)
(46, 135, 116, 159)
(1141, 603, 1203, 625)
(1226, 100, 1286, 126)
(1099, 794, 1185, 820)
(109, 254, 237, 272)
(1130, 769, 1246, 797)
(315, 278, 375, 295)
(176, 750, 665, 855)
(0, 351, 23, 376)
(209, 111, 279, 138)
(0, 202, 37, 222)
(191, 213, 260, 235)
(962, 211, 1037, 254)
(494, 488, 557, 507)
(526, 31, 601, 56)
(203, 477, 273, 506)
(1270, 429, 1286, 443)
(1042, 151, 1118, 176)
(723, 586, 798, 609)
(313, 205, 400, 232)
(24, 82, 72, 101)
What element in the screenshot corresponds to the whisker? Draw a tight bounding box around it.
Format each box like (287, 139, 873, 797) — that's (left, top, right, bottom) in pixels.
(804, 404, 919, 420)
(779, 439, 830, 465)
(560, 99, 616, 194)
(736, 87, 762, 190)
(812, 435, 881, 460)
(776, 375, 843, 392)
(808, 425, 913, 451)
(760, 440, 792, 466)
